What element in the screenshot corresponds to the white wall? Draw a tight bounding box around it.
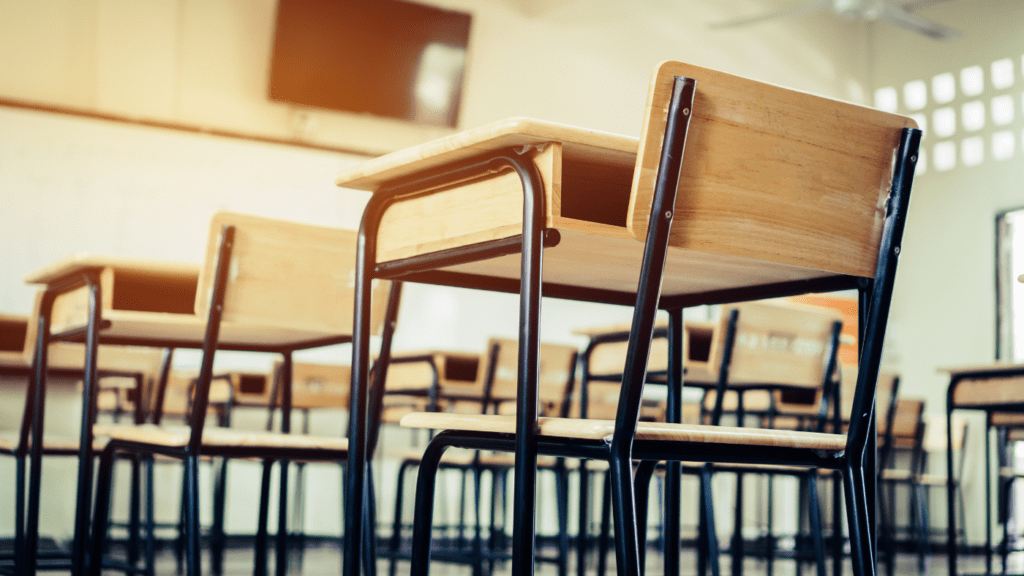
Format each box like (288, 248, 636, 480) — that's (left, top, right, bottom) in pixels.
(868, 0, 1024, 544)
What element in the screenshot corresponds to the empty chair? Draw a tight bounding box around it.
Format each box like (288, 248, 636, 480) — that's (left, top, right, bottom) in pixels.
(0, 300, 163, 576)
(21, 212, 395, 576)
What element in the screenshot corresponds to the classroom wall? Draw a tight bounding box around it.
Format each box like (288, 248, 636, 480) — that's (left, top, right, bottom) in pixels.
(867, 0, 1024, 544)
(12, 0, 1009, 550)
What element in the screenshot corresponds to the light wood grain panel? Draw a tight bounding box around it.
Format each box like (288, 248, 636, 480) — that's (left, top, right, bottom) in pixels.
(376, 144, 557, 263)
(159, 372, 233, 417)
(102, 424, 349, 451)
(888, 398, 924, 440)
(952, 375, 1024, 407)
(24, 254, 198, 286)
(0, 433, 108, 454)
(334, 117, 636, 191)
(385, 350, 482, 394)
(435, 225, 836, 298)
(278, 361, 351, 410)
(990, 412, 1024, 427)
(627, 61, 917, 279)
(484, 338, 577, 406)
(197, 212, 388, 336)
(712, 301, 843, 389)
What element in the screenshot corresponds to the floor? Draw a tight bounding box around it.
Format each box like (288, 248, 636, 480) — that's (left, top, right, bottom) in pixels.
(105, 539, 1018, 576)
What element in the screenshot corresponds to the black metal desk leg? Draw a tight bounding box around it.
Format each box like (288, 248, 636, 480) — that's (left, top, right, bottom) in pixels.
(664, 307, 684, 576)
(947, 382, 958, 576)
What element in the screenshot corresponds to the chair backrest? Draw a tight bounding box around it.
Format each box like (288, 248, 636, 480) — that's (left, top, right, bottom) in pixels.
(712, 301, 843, 389)
(271, 361, 351, 411)
(838, 364, 899, 428)
(627, 61, 917, 279)
(485, 338, 578, 417)
(576, 320, 708, 423)
(885, 398, 925, 447)
(158, 371, 233, 419)
(194, 212, 391, 335)
(700, 301, 842, 427)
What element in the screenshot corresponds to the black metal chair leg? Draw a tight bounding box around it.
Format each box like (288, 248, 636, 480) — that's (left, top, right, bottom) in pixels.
(633, 461, 658, 576)
(129, 455, 142, 571)
(576, 464, 591, 576)
(843, 461, 875, 576)
(14, 455, 26, 576)
(87, 444, 117, 576)
(184, 454, 202, 576)
(254, 460, 274, 576)
(389, 461, 412, 576)
(882, 477, 894, 576)
(609, 454, 641, 576)
(555, 462, 570, 576)
(663, 461, 681, 576)
(211, 457, 228, 576)
(731, 471, 745, 576)
(410, 440, 450, 576)
(915, 484, 929, 574)
(597, 471, 612, 576)
(146, 457, 157, 576)
(806, 475, 827, 576)
(276, 459, 289, 576)
(363, 465, 379, 576)
(176, 463, 188, 575)
(457, 467, 469, 549)
(701, 466, 721, 576)
(472, 465, 485, 576)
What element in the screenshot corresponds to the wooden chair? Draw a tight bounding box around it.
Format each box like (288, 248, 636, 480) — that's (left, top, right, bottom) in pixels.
(937, 363, 1024, 576)
(387, 338, 579, 576)
(338, 60, 920, 576)
(0, 303, 163, 576)
(877, 397, 926, 576)
(21, 212, 395, 576)
(572, 318, 704, 576)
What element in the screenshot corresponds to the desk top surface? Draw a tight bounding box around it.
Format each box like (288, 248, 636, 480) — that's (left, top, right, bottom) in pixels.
(24, 253, 198, 285)
(940, 362, 1024, 377)
(335, 117, 637, 191)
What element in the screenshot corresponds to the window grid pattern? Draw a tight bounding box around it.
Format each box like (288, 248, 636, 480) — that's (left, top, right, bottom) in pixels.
(874, 56, 1024, 173)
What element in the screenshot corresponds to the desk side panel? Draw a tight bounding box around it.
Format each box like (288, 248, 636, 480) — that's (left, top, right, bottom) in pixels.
(375, 144, 558, 263)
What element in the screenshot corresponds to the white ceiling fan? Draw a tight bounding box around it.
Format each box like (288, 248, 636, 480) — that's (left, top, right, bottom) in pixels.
(708, 0, 961, 40)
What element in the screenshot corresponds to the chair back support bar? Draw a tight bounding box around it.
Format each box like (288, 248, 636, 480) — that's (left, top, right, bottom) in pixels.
(628, 61, 917, 279)
(196, 212, 391, 336)
(611, 74, 696, 448)
(845, 128, 920, 458)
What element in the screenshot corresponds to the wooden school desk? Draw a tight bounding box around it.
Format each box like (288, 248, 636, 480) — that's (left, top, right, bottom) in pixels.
(942, 363, 1024, 576)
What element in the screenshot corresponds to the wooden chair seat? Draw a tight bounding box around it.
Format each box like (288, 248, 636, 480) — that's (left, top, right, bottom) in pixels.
(0, 433, 109, 455)
(400, 412, 847, 453)
(95, 423, 349, 451)
(880, 468, 914, 482)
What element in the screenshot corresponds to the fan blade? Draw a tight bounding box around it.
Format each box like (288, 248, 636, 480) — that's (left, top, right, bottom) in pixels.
(879, 4, 960, 40)
(707, 0, 833, 29)
(900, 0, 956, 12)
